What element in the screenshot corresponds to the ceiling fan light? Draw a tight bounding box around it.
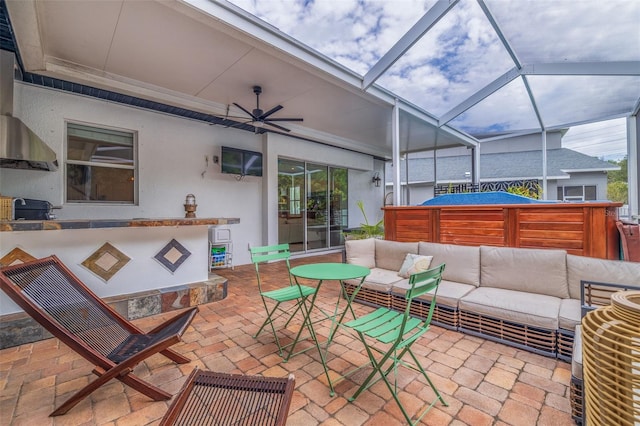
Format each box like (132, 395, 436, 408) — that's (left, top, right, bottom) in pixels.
(253, 120, 264, 128)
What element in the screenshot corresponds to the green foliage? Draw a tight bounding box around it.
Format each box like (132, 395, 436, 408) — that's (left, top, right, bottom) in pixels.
(506, 184, 542, 200)
(607, 157, 627, 183)
(344, 200, 384, 239)
(608, 181, 628, 204)
(606, 157, 628, 203)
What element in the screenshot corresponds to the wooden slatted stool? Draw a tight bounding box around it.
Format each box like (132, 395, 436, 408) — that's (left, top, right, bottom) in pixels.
(161, 369, 295, 426)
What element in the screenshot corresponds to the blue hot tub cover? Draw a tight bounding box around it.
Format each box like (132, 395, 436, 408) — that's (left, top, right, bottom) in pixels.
(420, 191, 552, 206)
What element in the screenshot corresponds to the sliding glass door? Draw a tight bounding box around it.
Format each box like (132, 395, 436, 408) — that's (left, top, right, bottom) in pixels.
(306, 163, 328, 250)
(329, 167, 348, 247)
(278, 159, 347, 253)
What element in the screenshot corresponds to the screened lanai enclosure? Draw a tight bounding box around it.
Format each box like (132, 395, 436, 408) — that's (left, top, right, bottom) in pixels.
(228, 0, 640, 214)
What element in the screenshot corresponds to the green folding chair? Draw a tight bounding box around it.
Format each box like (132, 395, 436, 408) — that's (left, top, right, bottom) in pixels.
(343, 263, 448, 425)
(250, 244, 317, 357)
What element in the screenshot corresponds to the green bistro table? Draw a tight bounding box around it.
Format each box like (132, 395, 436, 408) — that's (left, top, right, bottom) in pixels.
(287, 262, 370, 396)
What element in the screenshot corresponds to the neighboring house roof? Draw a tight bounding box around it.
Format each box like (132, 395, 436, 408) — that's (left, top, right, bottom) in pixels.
(385, 148, 619, 184)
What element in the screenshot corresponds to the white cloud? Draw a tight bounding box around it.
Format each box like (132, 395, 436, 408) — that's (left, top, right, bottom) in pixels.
(486, 0, 640, 63)
(562, 118, 628, 161)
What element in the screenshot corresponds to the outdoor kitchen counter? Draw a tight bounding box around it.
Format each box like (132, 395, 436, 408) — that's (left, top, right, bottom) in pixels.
(0, 217, 240, 232)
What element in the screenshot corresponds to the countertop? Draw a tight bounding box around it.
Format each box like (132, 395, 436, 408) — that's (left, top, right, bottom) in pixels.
(0, 217, 240, 232)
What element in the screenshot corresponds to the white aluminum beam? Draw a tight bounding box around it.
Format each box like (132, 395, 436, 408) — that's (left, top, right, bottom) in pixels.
(392, 100, 402, 206)
(439, 67, 520, 126)
(632, 94, 640, 116)
(473, 145, 481, 187)
(541, 131, 548, 200)
(362, 0, 459, 90)
(544, 113, 633, 132)
(477, 0, 522, 68)
(522, 75, 545, 130)
(520, 62, 640, 76)
(628, 115, 639, 221)
(439, 60, 640, 127)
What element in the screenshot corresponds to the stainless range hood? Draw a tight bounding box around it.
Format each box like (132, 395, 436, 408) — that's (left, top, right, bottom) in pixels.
(0, 50, 58, 171)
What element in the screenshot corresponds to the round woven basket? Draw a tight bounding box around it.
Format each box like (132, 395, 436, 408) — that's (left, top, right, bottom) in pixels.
(582, 290, 640, 425)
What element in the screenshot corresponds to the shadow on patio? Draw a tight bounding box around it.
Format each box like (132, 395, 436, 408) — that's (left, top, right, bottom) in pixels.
(0, 253, 575, 425)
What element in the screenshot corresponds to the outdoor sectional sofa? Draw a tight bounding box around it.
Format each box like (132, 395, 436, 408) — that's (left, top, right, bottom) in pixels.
(343, 238, 640, 424)
(343, 238, 640, 358)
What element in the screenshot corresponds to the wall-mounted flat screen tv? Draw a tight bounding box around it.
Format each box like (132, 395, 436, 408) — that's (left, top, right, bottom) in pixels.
(221, 146, 263, 177)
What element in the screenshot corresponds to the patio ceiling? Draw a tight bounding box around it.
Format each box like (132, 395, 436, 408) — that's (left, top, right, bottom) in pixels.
(4, 0, 640, 159)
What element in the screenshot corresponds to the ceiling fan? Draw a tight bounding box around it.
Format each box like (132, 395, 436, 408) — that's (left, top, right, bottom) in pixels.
(231, 86, 303, 133)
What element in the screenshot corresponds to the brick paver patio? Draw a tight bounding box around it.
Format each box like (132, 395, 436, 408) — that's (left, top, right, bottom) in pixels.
(0, 253, 575, 425)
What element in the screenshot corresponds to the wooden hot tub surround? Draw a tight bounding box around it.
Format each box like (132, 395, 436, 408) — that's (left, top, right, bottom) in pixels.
(383, 202, 622, 259)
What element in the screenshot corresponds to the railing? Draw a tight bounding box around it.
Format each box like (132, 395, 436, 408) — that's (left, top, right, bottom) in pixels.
(617, 205, 630, 220)
(434, 179, 541, 197)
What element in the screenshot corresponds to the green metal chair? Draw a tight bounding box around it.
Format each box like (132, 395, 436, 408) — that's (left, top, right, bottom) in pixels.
(250, 244, 316, 357)
(343, 263, 448, 425)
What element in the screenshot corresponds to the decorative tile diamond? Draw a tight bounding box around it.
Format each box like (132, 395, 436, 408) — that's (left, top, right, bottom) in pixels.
(154, 239, 191, 273)
(0, 247, 37, 267)
(94, 252, 119, 271)
(82, 242, 130, 282)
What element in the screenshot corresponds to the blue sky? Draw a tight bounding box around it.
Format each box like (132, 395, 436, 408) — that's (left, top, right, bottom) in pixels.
(229, 0, 638, 161)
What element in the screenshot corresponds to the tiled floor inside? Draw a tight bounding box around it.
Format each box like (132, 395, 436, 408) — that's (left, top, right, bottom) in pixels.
(0, 253, 576, 425)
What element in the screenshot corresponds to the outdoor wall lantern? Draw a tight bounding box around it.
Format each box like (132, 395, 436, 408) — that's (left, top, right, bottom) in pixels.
(372, 173, 381, 187)
(184, 194, 197, 218)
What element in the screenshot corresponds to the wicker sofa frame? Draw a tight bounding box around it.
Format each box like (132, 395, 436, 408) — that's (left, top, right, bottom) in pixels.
(343, 282, 458, 330)
(343, 240, 640, 361)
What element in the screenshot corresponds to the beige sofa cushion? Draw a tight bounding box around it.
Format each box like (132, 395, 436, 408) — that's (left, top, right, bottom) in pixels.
(375, 240, 418, 271)
(571, 325, 583, 379)
(480, 246, 569, 299)
(392, 279, 475, 308)
(345, 238, 376, 269)
(459, 287, 560, 330)
(558, 298, 581, 330)
(345, 267, 402, 293)
(566, 254, 640, 299)
(419, 242, 481, 287)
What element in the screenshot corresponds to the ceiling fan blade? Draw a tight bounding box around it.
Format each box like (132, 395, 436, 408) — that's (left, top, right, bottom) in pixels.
(225, 120, 252, 129)
(263, 121, 291, 132)
(265, 117, 304, 122)
(259, 105, 283, 120)
(232, 102, 257, 119)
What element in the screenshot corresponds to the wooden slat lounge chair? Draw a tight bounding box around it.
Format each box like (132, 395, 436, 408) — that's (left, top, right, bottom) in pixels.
(0, 255, 198, 416)
(160, 368, 295, 426)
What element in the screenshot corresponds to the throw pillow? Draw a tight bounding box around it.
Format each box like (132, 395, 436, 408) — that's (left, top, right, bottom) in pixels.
(398, 253, 433, 278)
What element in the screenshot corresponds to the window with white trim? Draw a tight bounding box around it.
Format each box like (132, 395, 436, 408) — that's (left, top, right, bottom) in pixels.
(66, 123, 136, 203)
(556, 185, 596, 202)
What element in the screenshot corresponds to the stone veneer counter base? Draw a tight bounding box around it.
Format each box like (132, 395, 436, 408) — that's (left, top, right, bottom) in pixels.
(0, 273, 228, 349)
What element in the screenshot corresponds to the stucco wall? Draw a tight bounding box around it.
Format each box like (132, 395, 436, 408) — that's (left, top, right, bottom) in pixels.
(0, 226, 207, 314)
(0, 82, 383, 314)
